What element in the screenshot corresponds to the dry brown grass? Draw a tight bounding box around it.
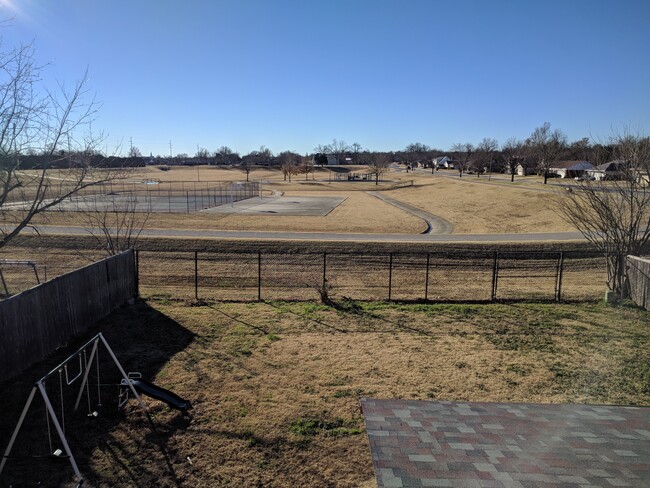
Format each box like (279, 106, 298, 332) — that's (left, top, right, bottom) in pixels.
(386, 176, 576, 234)
(11, 166, 583, 235)
(1, 300, 648, 487)
(27, 189, 425, 234)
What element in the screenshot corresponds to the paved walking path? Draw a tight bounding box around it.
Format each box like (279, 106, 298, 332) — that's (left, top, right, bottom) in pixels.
(7, 225, 588, 243)
(368, 192, 454, 235)
(361, 398, 650, 488)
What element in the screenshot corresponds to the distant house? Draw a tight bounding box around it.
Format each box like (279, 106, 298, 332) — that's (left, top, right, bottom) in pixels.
(326, 154, 338, 165)
(548, 161, 594, 179)
(587, 160, 627, 181)
(512, 162, 535, 176)
(433, 156, 454, 169)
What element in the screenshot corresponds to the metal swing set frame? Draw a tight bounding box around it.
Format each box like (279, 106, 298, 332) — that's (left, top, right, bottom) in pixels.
(0, 332, 148, 485)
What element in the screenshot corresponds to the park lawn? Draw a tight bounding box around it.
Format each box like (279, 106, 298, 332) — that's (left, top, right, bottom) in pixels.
(1, 299, 648, 487)
(386, 176, 577, 234)
(15, 166, 585, 236)
(28, 189, 426, 235)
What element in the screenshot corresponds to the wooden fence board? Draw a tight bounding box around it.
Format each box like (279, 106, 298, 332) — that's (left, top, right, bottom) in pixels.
(0, 250, 135, 384)
(627, 255, 650, 311)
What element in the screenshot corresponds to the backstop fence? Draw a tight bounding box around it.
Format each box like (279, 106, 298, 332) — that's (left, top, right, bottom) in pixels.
(8, 180, 261, 214)
(135, 249, 606, 303)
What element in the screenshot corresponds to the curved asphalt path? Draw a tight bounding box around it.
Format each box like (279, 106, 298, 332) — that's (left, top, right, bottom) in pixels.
(13, 224, 587, 243)
(367, 191, 454, 234)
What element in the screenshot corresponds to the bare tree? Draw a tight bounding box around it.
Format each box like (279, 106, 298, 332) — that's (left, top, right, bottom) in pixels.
(367, 152, 390, 185)
(556, 131, 650, 297)
(128, 146, 142, 158)
(76, 193, 150, 256)
(475, 138, 499, 178)
(195, 147, 209, 164)
(501, 138, 524, 182)
(299, 156, 315, 180)
(239, 153, 256, 181)
(351, 142, 363, 155)
(527, 122, 567, 184)
(325, 139, 349, 164)
(405, 142, 430, 153)
(450, 143, 474, 177)
(279, 151, 300, 181)
(241, 146, 271, 182)
(0, 40, 128, 250)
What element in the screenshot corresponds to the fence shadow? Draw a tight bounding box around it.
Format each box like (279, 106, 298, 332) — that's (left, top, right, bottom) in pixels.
(0, 300, 196, 487)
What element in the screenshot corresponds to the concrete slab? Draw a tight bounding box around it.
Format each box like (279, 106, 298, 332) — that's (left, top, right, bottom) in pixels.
(361, 398, 650, 488)
(201, 196, 346, 216)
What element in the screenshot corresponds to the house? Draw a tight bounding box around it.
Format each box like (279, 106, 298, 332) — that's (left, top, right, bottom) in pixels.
(586, 160, 628, 181)
(510, 162, 536, 176)
(433, 156, 454, 169)
(548, 161, 594, 179)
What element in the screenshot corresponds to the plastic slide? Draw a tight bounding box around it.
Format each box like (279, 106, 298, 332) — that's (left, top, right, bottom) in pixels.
(131, 378, 192, 411)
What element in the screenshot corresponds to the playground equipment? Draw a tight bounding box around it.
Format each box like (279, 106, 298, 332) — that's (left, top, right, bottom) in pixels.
(119, 372, 191, 411)
(0, 332, 190, 486)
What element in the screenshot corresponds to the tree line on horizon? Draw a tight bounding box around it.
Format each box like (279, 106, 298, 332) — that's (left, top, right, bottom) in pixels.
(17, 124, 644, 186)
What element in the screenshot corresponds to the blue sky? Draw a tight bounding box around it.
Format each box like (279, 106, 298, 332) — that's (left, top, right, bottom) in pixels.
(2, 0, 649, 156)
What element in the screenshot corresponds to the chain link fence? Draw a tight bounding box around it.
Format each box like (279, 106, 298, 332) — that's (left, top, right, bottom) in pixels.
(8, 180, 260, 213)
(136, 249, 607, 303)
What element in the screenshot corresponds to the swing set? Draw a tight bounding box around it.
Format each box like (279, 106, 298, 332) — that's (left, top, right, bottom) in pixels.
(0, 333, 148, 485)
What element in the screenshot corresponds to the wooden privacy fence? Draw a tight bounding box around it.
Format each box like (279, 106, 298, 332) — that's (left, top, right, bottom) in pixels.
(0, 250, 137, 385)
(627, 255, 650, 310)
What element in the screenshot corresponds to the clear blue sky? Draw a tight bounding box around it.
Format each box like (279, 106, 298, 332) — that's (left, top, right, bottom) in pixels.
(3, 0, 649, 156)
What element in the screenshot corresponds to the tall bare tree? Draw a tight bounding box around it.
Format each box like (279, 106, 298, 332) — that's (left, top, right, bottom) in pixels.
(240, 146, 271, 181)
(325, 139, 349, 165)
(278, 151, 300, 181)
(76, 193, 150, 256)
(214, 146, 239, 165)
(0, 40, 127, 250)
(527, 122, 567, 184)
(475, 138, 499, 178)
(501, 138, 524, 182)
(367, 152, 390, 185)
(299, 156, 315, 180)
(450, 143, 474, 177)
(556, 131, 650, 297)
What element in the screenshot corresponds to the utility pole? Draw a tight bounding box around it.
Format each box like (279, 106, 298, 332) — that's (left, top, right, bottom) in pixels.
(129, 136, 133, 153)
(169, 140, 173, 158)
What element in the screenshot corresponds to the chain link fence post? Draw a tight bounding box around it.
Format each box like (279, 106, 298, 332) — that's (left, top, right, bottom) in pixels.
(322, 252, 327, 294)
(258, 251, 262, 302)
(555, 251, 564, 302)
(424, 252, 430, 301)
(491, 251, 499, 301)
(388, 253, 393, 301)
(194, 251, 199, 301)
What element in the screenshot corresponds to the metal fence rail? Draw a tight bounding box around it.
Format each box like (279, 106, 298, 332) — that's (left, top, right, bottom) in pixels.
(136, 249, 607, 303)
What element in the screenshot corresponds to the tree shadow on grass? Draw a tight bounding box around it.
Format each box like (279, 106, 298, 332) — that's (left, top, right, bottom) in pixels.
(0, 300, 196, 487)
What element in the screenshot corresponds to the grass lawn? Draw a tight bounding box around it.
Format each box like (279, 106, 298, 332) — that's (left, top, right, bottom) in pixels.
(1, 299, 648, 487)
(16, 166, 578, 235)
